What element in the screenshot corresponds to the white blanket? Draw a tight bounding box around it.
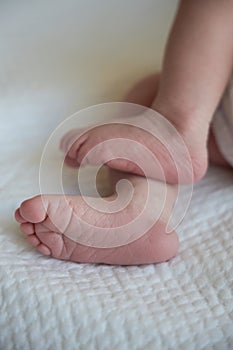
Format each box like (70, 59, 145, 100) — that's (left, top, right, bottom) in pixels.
(1, 102, 233, 350)
(1, 1, 233, 348)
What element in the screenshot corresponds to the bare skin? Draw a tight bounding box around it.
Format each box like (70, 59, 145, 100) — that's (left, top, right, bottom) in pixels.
(62, 74, 232, 179)
(60, 111, 198, 184)
(124, 75, 232, 169)
(14, 73, 231, 265)
(61, 0, 233, 183)
(15, 174, 179, 265)
(15, 0, 233, 265)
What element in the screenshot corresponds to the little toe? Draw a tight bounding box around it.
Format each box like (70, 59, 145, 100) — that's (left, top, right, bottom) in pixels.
(37, 243, 51, 256)
(60, 129, 80, 152)
(19, 195, 48, 223)
(67, 134, 88, 160)
(60, 129, 77, 151)
(15, 208, 27, 223)
(27, 234, 40, 246)
(60, 128, 88, 152)
(64, 155, 80, 167)
(36, 231, 64, 258)
(20, 222, 35, 235)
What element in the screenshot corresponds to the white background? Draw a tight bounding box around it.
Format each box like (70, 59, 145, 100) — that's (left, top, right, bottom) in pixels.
(0, 0, 177, 129)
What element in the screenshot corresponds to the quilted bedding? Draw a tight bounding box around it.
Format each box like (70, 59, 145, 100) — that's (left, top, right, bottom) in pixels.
(1, 1, 233, 349)
(1, 96, 233, 350)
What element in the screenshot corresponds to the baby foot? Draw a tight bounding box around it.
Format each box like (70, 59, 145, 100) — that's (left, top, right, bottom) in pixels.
(15, 176, 179, 265)
(60, 110, 207, 184)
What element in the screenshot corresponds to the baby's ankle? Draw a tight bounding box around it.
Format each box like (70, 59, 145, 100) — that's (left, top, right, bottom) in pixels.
(151, 99, 209, 182)
(152, 97, 210, 135)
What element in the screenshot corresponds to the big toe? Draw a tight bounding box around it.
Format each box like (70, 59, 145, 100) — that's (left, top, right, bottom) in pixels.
(19, 195, 48, 223)
(15, 208, 27, 223)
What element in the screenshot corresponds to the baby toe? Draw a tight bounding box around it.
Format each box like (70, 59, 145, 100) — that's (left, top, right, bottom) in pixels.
(19, 195, 48, 223)
(37, 244, 51, 256)
(64, 155, 80, 167)
(15, 208, 27, 223)
(27, 234, 40, 246)
(60, 129, 80, 152)
(36, 231, 64, 258)
(20, 222, 35, 235)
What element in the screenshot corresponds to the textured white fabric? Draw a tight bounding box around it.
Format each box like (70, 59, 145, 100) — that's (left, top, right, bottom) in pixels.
(0, 106, 233, 350)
